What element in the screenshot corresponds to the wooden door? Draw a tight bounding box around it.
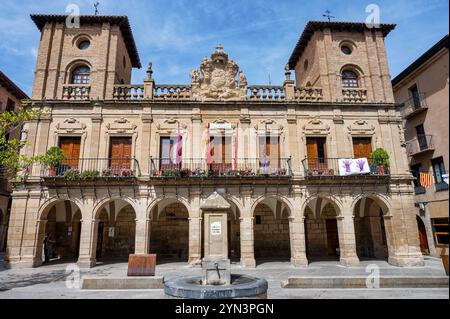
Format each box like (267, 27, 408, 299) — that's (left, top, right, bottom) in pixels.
(326, 219, 339, 256)
(353, 137, 372, 158)
(109, 137, 132, 173)
(59, 137, 81, 167)
(416, 216, 429, 254)
(306, 137, 327, 173)
(96, 222, 104, 259)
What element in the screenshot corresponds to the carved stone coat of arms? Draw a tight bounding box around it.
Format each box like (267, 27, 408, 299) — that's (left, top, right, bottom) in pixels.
(191, 45, 247, 101)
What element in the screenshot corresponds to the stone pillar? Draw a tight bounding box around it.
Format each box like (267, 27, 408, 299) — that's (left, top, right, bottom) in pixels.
(239, 216, 256, 268)
(336, 215, 360, 267)
(203, 212, 228, 259)
(384, 194, 425, 267)
(188, 216, 202, 264)
(143, 63, 154, 99)
(134, 218, 151, 254)
(288, 216, 308, 267)
(32, 219, 47, 267)
(77, 219, 98, 268)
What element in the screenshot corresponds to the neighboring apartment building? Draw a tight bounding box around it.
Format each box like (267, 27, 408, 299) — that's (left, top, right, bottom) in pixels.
(0, 70, 29, 252)
(392, 35, 449, 257)
(5, 15, 425, 269)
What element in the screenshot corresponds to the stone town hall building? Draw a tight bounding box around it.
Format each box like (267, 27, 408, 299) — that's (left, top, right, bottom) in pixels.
(5, 14, 425, 269)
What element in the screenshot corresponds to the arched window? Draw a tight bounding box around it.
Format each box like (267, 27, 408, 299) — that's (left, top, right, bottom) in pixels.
(341, 70, 359, 88)
(71, 66, 90, 84)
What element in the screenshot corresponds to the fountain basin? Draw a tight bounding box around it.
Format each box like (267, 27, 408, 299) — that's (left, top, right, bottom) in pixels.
(164, 274, 268, 299)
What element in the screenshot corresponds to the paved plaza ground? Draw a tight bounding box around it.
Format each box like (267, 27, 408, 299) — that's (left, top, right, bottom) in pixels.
(0, 254, 448, 299)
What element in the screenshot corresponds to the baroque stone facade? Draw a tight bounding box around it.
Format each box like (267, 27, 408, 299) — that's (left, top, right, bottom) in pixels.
(5, 15, 424, 269)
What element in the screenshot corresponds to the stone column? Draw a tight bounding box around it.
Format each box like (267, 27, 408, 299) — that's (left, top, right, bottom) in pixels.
(134, 218, 151, 254)
(32, 219, 47, 267)
(288, 216, 308, 267)
(239, 215, 256, 268)
(77, 218, 98, 268)
(336, 215, 360, 266)
(188, 216, 202, 264)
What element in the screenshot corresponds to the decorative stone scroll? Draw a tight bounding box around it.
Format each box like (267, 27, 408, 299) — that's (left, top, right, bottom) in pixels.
(302, 117, 330, 135)
(106, 117, 137, 134)
(191, 45, 248, 101)
(347, 120, 375, 135)
(56, 118, 87, 134)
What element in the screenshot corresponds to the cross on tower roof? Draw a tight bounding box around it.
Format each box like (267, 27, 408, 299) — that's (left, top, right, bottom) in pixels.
(323, 10, 335, 22)
(94, 2, 100, 16)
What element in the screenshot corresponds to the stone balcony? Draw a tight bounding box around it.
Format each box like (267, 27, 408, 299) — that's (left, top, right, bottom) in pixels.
(62, 84, 90, 100)
(342, 88, 368, 103)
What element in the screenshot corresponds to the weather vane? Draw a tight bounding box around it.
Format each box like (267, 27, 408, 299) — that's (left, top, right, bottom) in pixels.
(94, 2, 100, 16)
(323, 10, 335, 22)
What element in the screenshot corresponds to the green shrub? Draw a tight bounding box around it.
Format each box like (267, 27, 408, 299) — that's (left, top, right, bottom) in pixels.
(39, 146, 65, 167)
(371, 148, 390, 167)
(79, 170, 100, 180)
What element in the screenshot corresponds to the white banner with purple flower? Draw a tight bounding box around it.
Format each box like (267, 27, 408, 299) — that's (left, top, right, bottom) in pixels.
(338, 158, 371, 176)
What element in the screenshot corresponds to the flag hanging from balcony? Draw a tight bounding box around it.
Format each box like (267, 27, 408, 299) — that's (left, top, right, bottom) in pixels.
(234, 123, 238, 170)
(262, 123, 268, 173)
(173, 122, 182, 164)
(420, 172, 433, 188)
(206, 123, 213, 165)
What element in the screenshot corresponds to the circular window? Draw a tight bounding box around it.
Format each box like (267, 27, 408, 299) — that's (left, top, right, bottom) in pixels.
(304, 59, 309, 71)
(78, 40, 90, 50)
(341, 45, 352, 55)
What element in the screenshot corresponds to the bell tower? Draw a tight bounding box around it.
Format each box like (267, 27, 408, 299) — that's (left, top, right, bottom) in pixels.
(287, 21, 396, 103)
(30, 14, 141, 100)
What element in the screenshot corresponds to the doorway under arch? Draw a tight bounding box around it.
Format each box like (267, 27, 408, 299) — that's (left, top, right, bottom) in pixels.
(304, 200, 340, 261)
(353, 197, 388, 260)
(150, 199, 189, 263)
(253, 198, 291, 263)
(94, 199, 136, 262)
(38, 200, 82, 265)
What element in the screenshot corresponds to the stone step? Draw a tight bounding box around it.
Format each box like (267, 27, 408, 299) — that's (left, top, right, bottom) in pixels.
(282, 276, 449, 289)
(81, 276, 164, 289)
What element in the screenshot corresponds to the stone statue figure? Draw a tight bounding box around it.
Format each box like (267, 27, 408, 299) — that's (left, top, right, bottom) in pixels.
(191, 69, 200, 85)
(239, 70, 247, 87)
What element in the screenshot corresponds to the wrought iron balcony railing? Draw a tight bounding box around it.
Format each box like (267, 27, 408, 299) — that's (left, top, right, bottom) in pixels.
(406, 135, 435, 156)
(40, 158, 140, 179)
(400, 93, 428, 119)
(302, 157, 390, 177)
(149, 157, 292, 178)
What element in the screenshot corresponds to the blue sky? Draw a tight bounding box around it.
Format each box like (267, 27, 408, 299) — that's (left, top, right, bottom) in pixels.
(0, 0, 448, 96)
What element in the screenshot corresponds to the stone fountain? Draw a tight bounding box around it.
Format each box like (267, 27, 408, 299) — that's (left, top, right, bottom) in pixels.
(164, 192, 268, 299)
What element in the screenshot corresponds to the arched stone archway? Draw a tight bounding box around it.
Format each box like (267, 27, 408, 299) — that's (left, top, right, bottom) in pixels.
(93, 199, 136, 263)
(353, 197, 389, 260)
(149, 198, 190, 263)
(253, 198, 291, 264)
(304, 197, 341, 262)
(36, 199, 83, 265)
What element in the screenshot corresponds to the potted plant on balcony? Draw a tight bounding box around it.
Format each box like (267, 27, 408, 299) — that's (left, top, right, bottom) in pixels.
(63, 168, 80, 180)
(370, 148, 390, 175)
(39, 146, 65, 176)
(79, 170, 100, 180)
(180, 168, 191, 178)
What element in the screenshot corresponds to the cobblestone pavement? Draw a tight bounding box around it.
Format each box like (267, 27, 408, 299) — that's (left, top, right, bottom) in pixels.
(0, 254, 448, 299)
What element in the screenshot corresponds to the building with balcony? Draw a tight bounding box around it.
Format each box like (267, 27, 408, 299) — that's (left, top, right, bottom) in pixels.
(4, 15, 425, 269)
(393, 35, 449, 257)
(0, 70, 29, 252)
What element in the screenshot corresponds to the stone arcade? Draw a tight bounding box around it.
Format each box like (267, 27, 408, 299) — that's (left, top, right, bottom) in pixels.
(5, 16, 424, 270)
